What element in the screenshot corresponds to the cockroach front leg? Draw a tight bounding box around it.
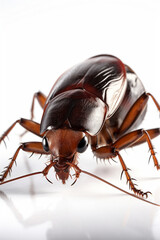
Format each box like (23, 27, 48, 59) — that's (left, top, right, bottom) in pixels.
(0, 142, 49, 182)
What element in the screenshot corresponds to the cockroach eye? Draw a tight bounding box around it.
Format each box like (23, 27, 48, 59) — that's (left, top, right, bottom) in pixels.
(42, 137, 50, 152)
(77, 136, 88, 153)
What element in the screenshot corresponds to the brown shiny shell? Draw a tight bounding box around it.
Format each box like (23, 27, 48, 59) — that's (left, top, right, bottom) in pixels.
(40, 55, 126, 135)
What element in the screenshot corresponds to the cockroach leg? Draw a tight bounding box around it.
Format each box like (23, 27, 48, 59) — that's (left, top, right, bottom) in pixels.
(20, 92, 46, 137)
(117, 152, 150, 197)
(129, 128, 160, 147)
(147, 93, 160, 112)
(0, 120, 19, 144)
(142, 130, 160, 169)
(120, 168, 131, 180)
(118, 93, 149, 135)
(0, 142, 49, 182)
(0, 119, 44, 145)
(124, 129, 160, 169)
(66, 162, 160, 207)
(91, 127, 160, 197)
(114, 129, 160, 192)
(30, 91, 46, 120)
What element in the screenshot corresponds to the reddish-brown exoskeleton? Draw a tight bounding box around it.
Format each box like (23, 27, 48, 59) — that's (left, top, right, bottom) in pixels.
(1, 55, 160, 206)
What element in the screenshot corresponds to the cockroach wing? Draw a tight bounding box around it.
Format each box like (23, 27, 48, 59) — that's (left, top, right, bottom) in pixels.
(40, 89, 107, 135)
(46, 55, 126, 118)
(41, 55, 127, 135)
(82, 55, 127, 118)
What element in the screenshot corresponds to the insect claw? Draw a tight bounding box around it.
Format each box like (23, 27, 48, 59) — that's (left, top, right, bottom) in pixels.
(142, 191, 151, 198)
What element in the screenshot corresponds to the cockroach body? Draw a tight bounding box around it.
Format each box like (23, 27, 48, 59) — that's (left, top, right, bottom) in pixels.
(1, 54, 160, 206)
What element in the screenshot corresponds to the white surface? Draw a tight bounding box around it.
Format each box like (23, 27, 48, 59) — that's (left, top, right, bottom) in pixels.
(0, 0, 160, 239)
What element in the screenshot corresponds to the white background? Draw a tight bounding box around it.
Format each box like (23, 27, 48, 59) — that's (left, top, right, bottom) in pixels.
(0, 0, 160, 239)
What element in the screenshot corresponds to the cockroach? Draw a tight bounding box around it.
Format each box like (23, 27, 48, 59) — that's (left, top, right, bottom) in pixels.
(1, 54, 160, 206)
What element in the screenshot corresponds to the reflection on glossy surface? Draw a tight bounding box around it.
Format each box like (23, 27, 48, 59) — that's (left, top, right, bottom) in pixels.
(1, 145, 160, 240)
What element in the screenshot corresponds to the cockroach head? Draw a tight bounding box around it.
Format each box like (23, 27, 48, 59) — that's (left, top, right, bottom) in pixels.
(41, 128, 89, 183)
(42, 128, 89, 160)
